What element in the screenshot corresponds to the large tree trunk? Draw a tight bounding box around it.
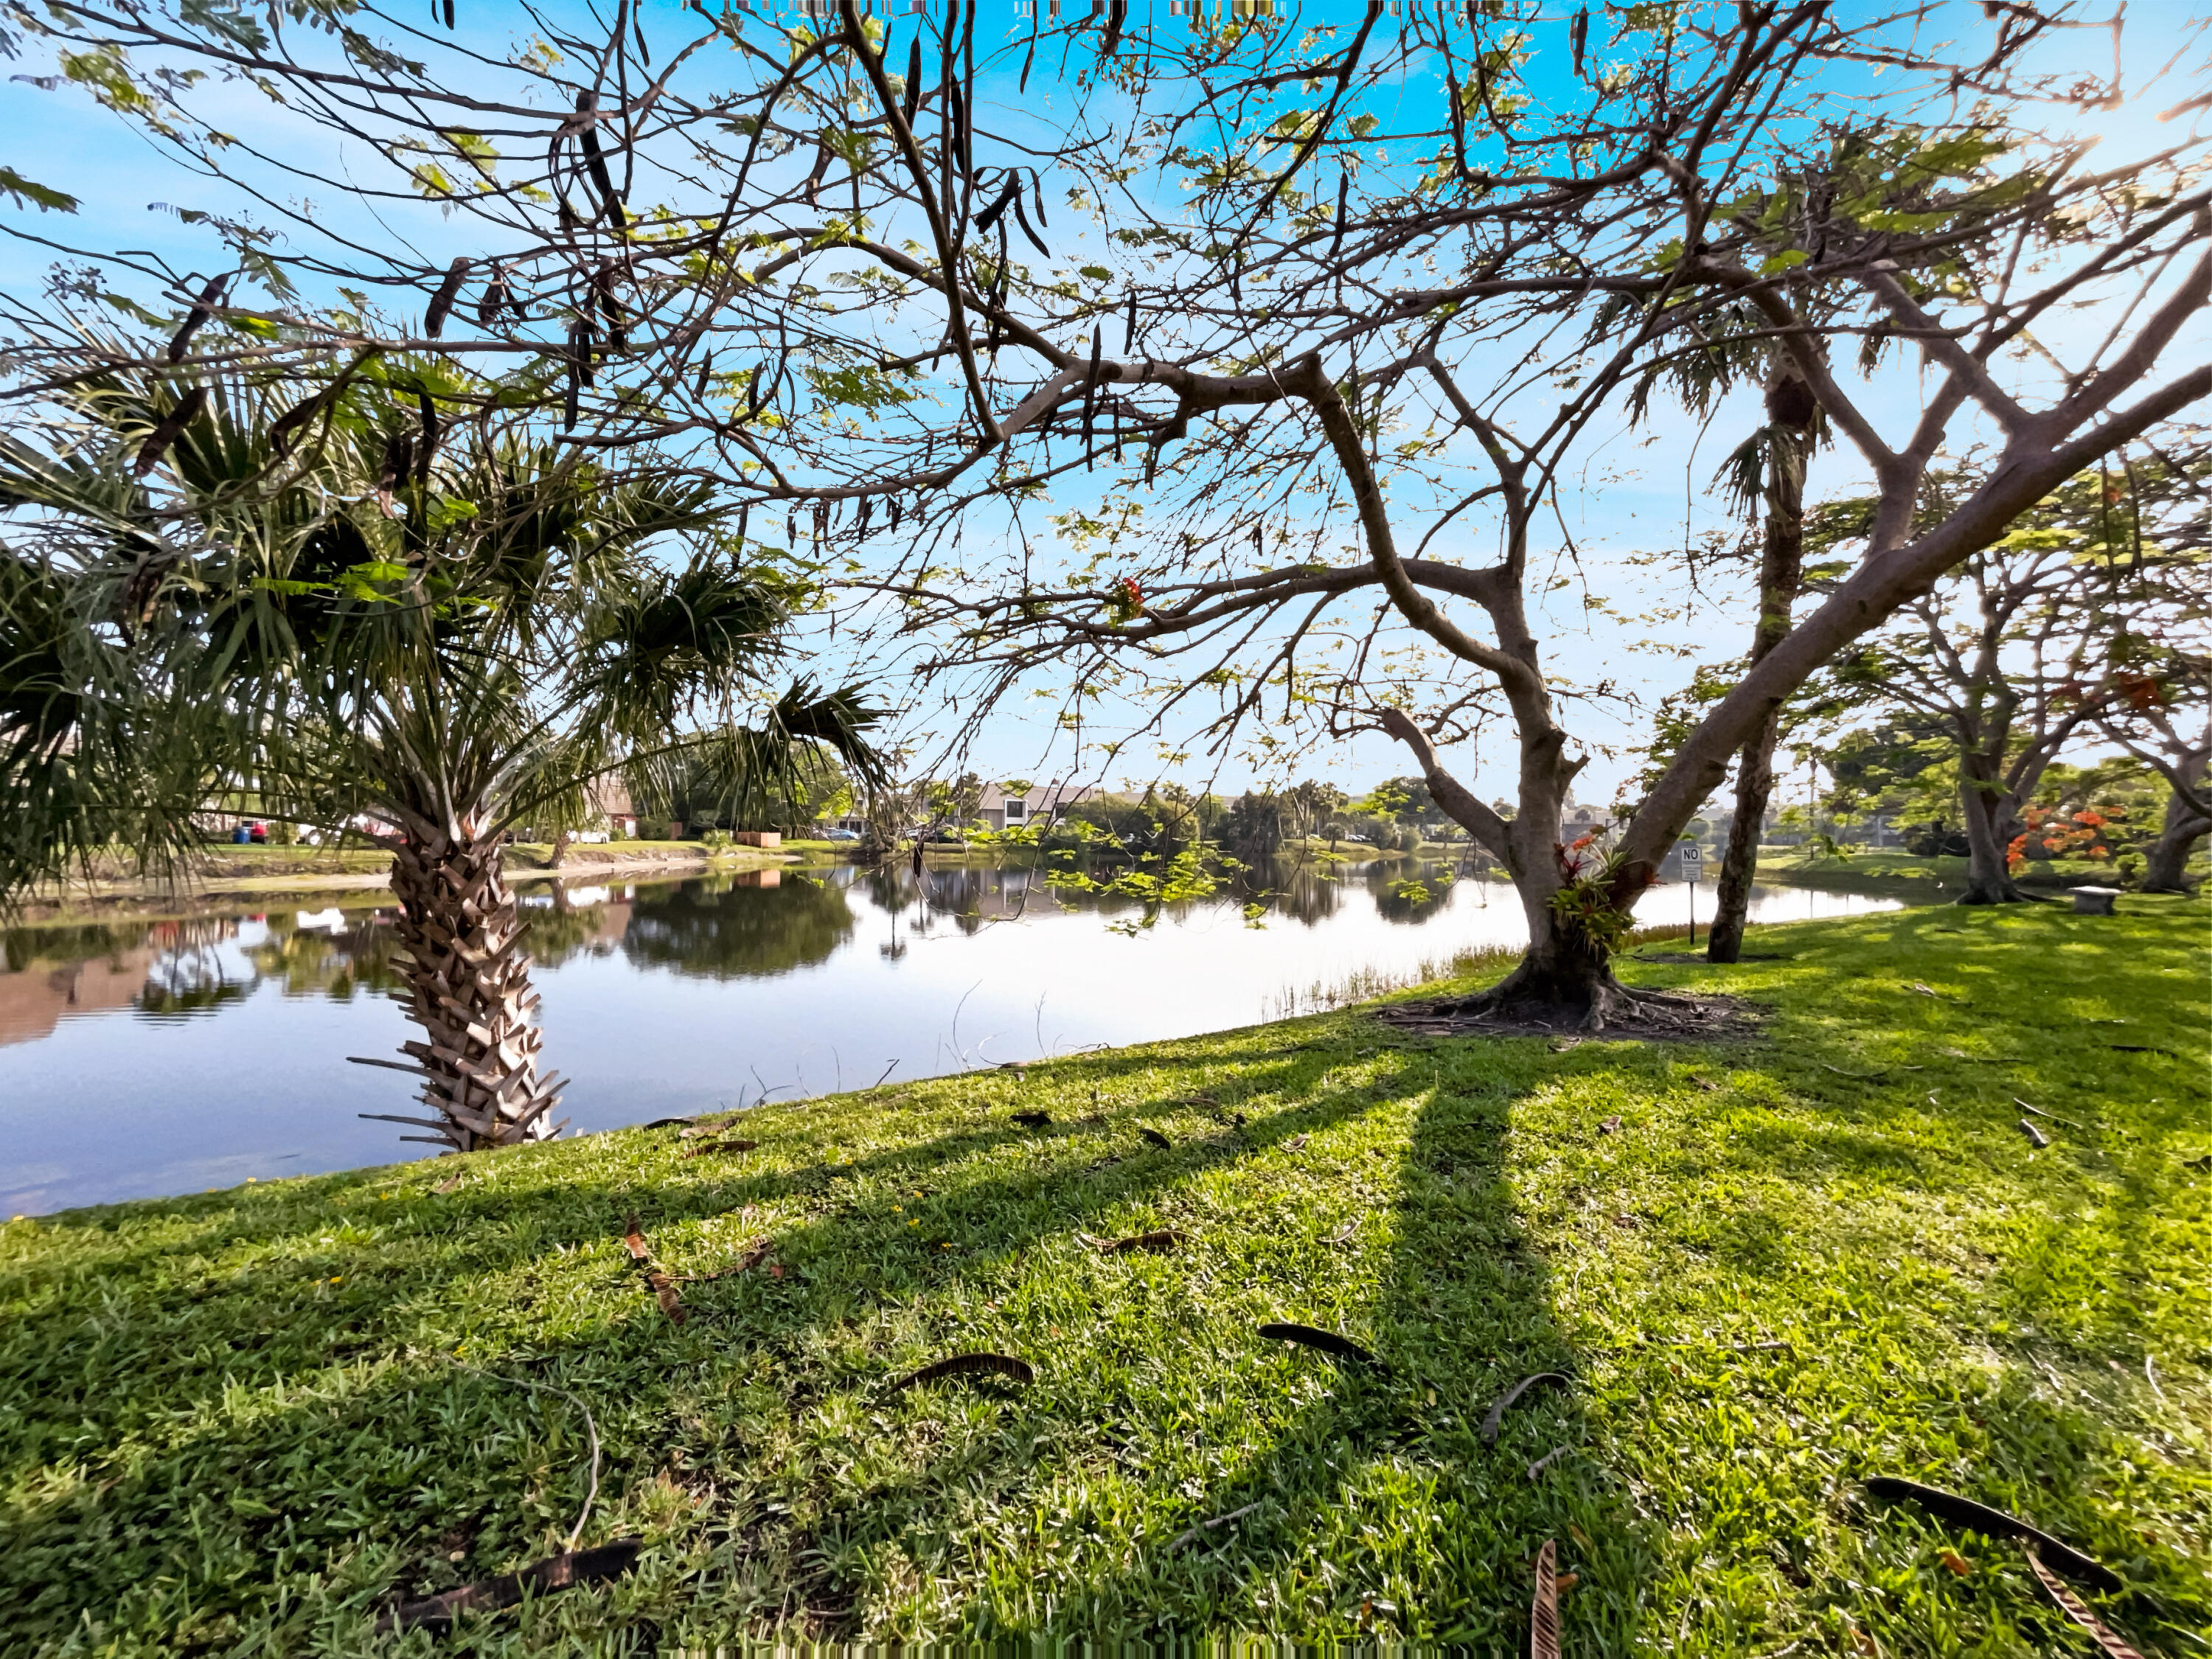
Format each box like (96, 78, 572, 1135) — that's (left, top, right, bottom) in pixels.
(1709, 414, 1808, 964)
(1436, 902, 1638, 1028)
(366, 825, 565, 1151)
(2143, 792, 2211, 892)
(1955, 757, 2032, 904)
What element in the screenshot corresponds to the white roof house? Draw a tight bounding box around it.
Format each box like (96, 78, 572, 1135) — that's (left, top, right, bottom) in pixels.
(973, 781, 1097, 831)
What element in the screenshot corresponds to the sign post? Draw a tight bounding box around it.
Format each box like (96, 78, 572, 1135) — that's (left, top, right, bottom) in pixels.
(1679, 843, 1703, 945)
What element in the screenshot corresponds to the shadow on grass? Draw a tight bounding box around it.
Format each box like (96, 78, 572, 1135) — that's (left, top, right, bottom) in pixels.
(0, 1032, 1652, 1650)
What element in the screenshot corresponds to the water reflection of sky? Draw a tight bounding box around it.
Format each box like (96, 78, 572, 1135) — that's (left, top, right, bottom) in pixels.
(0, 863, 1902, 1216)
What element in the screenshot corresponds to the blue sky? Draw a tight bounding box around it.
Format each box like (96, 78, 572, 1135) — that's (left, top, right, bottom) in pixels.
(4, 0, 2206, 803)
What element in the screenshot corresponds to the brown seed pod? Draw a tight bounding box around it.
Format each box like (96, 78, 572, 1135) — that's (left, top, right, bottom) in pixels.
(1258, 1322, 1385, 1370)
(974, 173, 1022, 235)
(1863, 1477, 2120, 1593)
(132, 387, 208, 479)
(165, 274, 228, 364)
(423, 257, 470, 338)
(380, 1540, 641, 1634)
(883, 1352, 1034, 1397)
(1096, 1228, 1183, 1253)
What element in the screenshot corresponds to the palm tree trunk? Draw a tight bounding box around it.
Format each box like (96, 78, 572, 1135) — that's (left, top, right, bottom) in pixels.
(1708, 425, 1806, 964)
(381, 825, 565, 1150)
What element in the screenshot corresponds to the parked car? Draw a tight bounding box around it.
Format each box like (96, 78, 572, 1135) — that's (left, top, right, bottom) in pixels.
(824, 828, 860, 843)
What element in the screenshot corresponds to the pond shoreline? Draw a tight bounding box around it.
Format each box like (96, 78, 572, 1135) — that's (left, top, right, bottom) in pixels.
(0, 844, 805, 926)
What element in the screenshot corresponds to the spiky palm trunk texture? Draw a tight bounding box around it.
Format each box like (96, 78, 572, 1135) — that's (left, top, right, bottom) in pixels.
(380, 826, 564, 1150)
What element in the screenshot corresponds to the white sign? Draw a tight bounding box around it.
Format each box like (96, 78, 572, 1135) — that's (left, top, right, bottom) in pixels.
(1679, 844, 1703, 877)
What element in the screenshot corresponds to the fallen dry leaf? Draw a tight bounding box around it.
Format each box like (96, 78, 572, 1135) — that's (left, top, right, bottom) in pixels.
(1938, 1548, 1974, 1576)
(1138, 1127, 1173, 1150)
(1554, 1571, 1579, 1593)
(1284, 1134, 1309, 1150)
(1599, 1115, 1622, 1135)
(433, 1174, 463, 1194)
(1849, 1624, 1880, 1658)
(622, 1215, 649, 1262)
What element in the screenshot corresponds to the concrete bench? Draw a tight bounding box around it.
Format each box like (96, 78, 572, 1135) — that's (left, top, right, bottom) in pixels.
(2071, 886, 2121, 915)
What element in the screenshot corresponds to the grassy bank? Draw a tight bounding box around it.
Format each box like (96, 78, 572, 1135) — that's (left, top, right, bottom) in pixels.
(2, 902, 2207, 1654)
(1753, 846, 2185, 896)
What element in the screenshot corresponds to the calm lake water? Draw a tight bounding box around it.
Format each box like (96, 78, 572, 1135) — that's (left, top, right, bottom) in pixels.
(1, 860, 1904, 1215)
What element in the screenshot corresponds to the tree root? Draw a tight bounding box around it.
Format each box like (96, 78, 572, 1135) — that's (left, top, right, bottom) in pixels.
(1379, 978, 1760, 1043)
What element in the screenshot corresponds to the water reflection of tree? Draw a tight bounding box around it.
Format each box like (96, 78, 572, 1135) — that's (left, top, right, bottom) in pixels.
(1367, 860, 1458, 925)
(1230, 856, 1347, 928)
(244, 913, 403, 1001)
(135, 918, 248, 1016)
(621, 874, 854, 979)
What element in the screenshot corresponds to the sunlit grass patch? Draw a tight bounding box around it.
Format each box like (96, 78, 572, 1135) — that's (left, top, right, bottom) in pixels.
(1, 898, 2205, 1652)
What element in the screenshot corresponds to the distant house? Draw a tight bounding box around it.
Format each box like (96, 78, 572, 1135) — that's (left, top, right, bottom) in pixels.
(586, 777, 639, 841)
(1562, 801, 1611, 841)
(974, 780, 1098, 832)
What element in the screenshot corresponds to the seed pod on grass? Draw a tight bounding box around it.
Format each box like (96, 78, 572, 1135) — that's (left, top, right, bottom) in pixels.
(1862, 1477, 2120, 1592)
(1097, 1228, 1183, 1253)
(1258, 1322, 1385, 1371)
(883, 1352, 1034, 1396)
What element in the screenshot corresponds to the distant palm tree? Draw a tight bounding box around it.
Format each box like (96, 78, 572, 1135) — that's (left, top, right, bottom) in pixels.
(1, 364, 881, 1151)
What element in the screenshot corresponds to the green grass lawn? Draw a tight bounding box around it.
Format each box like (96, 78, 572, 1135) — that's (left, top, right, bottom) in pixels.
(3, 902, 2207, 1654)
(1755, 846, 2178, 894)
